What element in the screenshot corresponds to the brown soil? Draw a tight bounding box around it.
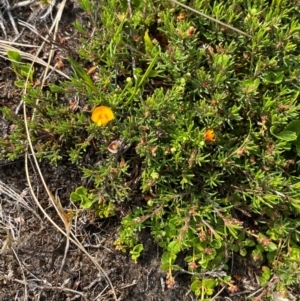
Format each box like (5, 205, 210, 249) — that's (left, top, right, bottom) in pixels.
(0, 160, 193, 301)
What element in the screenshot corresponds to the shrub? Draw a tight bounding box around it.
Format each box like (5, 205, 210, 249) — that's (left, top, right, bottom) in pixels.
(2, 0, 300, 299)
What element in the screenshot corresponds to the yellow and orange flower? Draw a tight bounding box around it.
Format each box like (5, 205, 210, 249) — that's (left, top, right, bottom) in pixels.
(91, 106, 114, 126)
(205, 129, 215, 142)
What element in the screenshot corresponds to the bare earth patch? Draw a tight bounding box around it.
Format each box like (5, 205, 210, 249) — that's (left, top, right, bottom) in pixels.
(0, 162, 193, 301)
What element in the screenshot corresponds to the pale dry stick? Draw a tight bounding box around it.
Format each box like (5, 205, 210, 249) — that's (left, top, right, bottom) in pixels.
(24, 154, 118, 301)
(54, 190, 71, 275)
(0, 0, 18, 37)
(3, 0, 19, 35)
(17, 20, 58, 82)
(26, 0, 56, 22)
(11, 248, 28, 301)
(0, 39, 39, 47)
(10, 0, 68, 115)
(93, 285, 109, 301)
(12, 278, 89, 301)
(17, 20, 53, 45)
(0, 180, 43, 223)
(13, 0, 36, 8)
(18, 0, 64, 113)
(83, 238, 114, 253)
(26, 0, 71, 275)
(0, 41, 69, 114)
(17, 3, 117, 299)
(40, 0, 56, 20)
(0, 10, 7, 38)
(0, 42, 70, 79)
(21, 56, 118, 300)
(83, 276, 103, 290)
(39, 0, 66, 89)
(17, 20, 69, 82)
(126, 0, 137, 82)
(210, 285, 227, 301)
(13, 0, 68, 115)
(169, 0, 252, 38)
(231, 288, 261, 297)
(119, 280, 137, 289)
(6, 0, 69, 275)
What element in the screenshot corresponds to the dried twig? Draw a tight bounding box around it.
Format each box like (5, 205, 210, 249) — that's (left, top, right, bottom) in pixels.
(169, 0, 252, 38)
(11, 248, 28, 301)
(126, 0, 137, 81)
(12, 278, 89, 301)
(3, 0, 19, 34)
(18, 2, 118, 300)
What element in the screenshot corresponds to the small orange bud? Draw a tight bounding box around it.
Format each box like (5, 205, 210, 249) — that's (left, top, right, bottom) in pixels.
(205, 129, 215, 142)
(177, 12, 186, 21)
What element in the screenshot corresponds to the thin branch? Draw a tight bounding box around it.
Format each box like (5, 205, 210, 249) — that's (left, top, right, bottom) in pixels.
(12, 278, 89, 301)
(169, 0, 252, 38)
(17, 2, 118, 300)
(127, 0, 137, 81)
(11, 248, 28, 301)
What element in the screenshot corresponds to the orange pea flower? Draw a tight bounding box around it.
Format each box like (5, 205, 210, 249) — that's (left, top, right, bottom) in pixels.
(91, 106, 114, 126)
(205, 129, 215, 142)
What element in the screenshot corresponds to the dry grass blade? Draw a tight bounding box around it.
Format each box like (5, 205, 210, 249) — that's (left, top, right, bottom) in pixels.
(0, 41, 70, 79)
(169, 0, 252, 38)
(11, 248, 28, 301)
(12, 278, 89, 301)
(40, 0, 65, 88)
(126, 0, 137, 82)
(13, 0, 36, 8)
(16, 1, 118, 300)
(0, 40, 39, 47)
(3, 0, 19, 35)
(53, 190, 72, 275)
(0, 180, 42, 222)
(27, 0, 56, 22)
(24, 154, 118, 301)
(0, 10, 8, 38)
(0, 0, 18, 37)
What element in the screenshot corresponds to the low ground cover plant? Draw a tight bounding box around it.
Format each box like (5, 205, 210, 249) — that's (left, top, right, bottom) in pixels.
(1, 0, 300, 299)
